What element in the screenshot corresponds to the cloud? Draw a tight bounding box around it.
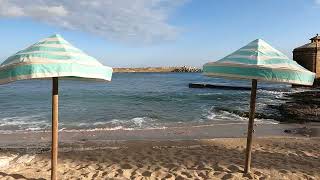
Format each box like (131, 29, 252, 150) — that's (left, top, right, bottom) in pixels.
(0, 0, 186, 43)
(315, 0, 320, 5)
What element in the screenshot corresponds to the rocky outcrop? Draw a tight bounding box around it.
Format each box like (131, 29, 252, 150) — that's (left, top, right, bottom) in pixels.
(172, 66, 202, 73)
(276, 91, 320, 122)
(113, 67, 174, 73)
(213, 107, 280, 120)
(113, 66, 202, 73)
(215, 90, 320, 123)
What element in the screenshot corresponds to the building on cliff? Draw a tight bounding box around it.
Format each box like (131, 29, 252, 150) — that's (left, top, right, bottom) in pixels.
(293, 34, 320, 80)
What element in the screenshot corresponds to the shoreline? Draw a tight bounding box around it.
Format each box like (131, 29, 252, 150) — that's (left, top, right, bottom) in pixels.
(0, 122, 319, 148)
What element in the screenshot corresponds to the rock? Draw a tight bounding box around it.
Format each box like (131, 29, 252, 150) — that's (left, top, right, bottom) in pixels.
(208, 90, 319, 129)
(213, 107, 279, 120)
(276, 91, 320, 123)
(284, 129, 292, 133)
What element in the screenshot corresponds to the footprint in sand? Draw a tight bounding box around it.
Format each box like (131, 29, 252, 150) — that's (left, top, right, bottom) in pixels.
(197, 171, 207, 179)
(254, 170, 263, 176)
(279, 169, 290, 174)
(222, 173, 236, 180)
(213, 171, 223, 176)
(110, 158, 120, 163)
(213, 164, 228, 172)
(163, 163, 176, 169)
(181, 171, 193, 178)
(120, 163, 132, 169)
(163, 173, 174, 179)
(142, 171, 152, 177)
(101, 171, 108, 177)
(227, 164, 243, 172)
(117, 169, 123, 174)
(242, 173, 255, 179)
(175, 175, 186, 180)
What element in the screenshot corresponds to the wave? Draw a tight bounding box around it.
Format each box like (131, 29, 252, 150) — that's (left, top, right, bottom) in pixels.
(203, 106, 278, 124)
(197, 92, 223, 96)
(0, 108, 279, 134)
(0, 115, 49, 132)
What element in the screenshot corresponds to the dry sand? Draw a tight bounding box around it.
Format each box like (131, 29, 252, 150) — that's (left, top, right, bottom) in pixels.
(0, 137, 319, 180)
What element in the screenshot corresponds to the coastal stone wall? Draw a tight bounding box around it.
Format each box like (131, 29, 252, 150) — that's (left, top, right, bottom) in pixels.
(293, 48, 320, 78)
(171, 66, 202, 72)
(113, 66, 202, 73)
(292, 48, 320, 87)
(293, 35, 320, 87)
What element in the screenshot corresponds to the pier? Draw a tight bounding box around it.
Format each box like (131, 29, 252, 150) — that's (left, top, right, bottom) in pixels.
(189, 83, 252, 90)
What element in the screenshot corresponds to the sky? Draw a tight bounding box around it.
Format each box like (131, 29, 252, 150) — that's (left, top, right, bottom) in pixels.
(0, 0, 320, 67)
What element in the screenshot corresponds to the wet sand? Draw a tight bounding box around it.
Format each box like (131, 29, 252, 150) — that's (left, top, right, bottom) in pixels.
(0, 123, 319, 147)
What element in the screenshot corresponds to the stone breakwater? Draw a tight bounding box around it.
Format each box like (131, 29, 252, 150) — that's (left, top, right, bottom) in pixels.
(171, 66, 202, 72)
(113, 66, 202, 73)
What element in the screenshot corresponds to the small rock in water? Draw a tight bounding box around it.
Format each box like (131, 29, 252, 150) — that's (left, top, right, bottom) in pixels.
(284, 129, 292, 133)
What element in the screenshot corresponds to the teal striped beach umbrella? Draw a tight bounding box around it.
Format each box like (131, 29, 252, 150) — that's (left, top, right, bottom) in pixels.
(203, 39, 315, 173)
(0, 34, 113, 180)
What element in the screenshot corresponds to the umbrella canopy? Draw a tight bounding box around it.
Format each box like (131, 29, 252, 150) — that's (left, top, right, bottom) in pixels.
(202, 39, 315, 174)
(0, 34, 112, 84)
(203, 39, 315, 85)
(0, 34, 112, 180)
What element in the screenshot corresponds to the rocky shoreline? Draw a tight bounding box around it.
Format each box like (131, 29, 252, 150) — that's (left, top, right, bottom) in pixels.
(113, 66, 202, 73)
(275, 90, 320, 122)
(216, 90, 320, 123)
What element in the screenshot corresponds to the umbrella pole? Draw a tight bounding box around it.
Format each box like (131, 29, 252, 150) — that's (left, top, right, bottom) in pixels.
(244, 79, 257, 174)
(51, 77, 59, 180)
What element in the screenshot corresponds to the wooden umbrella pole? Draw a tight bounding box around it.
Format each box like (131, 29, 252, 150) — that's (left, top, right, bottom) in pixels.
(51, 77, 59, 180)
(315, 35, 318, 76)
(244, 79, 257, 173)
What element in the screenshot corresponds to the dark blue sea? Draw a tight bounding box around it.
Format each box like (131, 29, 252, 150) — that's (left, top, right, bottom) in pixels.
(0, 73, 292, 132)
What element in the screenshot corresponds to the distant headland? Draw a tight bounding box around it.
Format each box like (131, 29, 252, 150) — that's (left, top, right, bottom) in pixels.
(113, 66, 202, 73)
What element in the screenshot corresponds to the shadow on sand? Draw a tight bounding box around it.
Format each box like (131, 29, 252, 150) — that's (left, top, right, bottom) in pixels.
(0, 138, 319, 179)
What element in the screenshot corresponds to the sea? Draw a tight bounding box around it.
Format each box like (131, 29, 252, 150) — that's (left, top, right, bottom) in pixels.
(0, 73, 295, 133)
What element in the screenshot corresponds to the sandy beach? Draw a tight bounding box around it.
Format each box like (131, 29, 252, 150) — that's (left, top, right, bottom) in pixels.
(0, 124, 319, 180)
(1, 1, 320, 180)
